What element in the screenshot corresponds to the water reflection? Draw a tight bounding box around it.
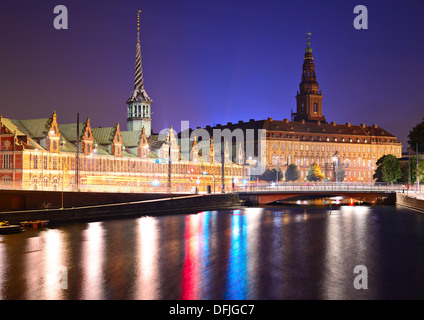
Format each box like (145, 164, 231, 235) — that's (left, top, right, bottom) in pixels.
(81, 222, 105, 300)
(323, 206, 371, 299)
(43, 229, 68, 299)
(181, 214, 201, 299)
(0, 237, 5, 300)
(0, 205, 423, 299)
(225, 211, 248, 299)
(135, 216, 159, 299)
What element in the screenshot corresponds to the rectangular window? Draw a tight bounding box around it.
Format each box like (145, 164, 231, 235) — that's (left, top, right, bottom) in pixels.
(33, 155, 38, 169)
(2, 154, 12, 169)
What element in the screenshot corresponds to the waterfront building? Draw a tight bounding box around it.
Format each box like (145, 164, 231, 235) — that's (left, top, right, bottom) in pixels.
(0, 11, 246, 192)
(201, 34, 402, 182)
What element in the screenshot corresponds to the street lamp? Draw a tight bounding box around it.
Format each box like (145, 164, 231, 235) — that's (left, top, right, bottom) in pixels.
(202, 170, 216, 194)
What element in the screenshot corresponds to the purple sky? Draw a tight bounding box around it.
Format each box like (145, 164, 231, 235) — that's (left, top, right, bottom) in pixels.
(1, 0, 423, 151)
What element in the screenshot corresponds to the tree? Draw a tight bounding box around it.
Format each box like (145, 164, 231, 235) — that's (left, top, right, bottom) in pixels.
(257, 168, 283, 182)
(408, 117, 424, 153)
(306, 163, 325, 182)
(373, 154, 402, 183)
(409, 155, 424, 184)
(285, 164, 300, 182)
(336, 165, 346, 182)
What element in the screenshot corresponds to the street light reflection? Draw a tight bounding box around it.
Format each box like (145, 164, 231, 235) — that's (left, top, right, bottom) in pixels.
(136, 216, 159, 299)
(81, 222, 105, 299)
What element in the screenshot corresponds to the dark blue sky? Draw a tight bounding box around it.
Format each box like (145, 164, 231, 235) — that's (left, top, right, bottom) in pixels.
(1, 0, 423, 151)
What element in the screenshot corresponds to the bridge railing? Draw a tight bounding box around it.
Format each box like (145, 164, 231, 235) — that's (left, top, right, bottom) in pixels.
(235, 182, 419, 193)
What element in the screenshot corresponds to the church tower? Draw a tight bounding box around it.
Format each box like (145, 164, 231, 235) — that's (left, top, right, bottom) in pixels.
(293, 33, 326, 123)
(127, 10, 153, 136)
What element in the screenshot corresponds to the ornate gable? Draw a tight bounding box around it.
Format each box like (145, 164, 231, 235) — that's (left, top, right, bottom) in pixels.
(46, 111, 61, 153)
(137, 127, 149, 159)
(112, 122, 123, 157)
(81, 117, 94, 155)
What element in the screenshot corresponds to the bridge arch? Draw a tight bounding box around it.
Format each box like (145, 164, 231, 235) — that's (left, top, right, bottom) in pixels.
(239, 191, 396, 206)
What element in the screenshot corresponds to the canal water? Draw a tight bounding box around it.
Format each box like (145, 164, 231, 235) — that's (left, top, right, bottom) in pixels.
(1, 203, 424, 300)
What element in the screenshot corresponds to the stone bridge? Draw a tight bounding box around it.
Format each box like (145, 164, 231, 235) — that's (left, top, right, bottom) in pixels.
(237, 184, 402, 205)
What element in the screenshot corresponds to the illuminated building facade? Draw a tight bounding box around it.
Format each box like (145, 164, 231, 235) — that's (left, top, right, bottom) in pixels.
(0, 11, 246, 192)
(202, 34, 402, 182)
(0, 112, 246, 192)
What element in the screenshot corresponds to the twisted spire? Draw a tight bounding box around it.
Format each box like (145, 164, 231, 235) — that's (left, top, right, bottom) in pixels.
(129, 10, 151, 102)
(134, 10, 144, 91)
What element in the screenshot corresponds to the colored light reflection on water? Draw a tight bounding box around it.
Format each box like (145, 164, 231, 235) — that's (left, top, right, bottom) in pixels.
(225, 211, 248, 299)
(0, 205, 424, 299)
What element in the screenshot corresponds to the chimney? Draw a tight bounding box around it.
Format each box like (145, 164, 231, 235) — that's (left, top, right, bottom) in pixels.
(346, 122, 351, 127)
(331, 121, 336, 126)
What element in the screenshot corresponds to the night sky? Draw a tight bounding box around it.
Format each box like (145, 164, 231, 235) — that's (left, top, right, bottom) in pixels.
(1, 0, 423, 151)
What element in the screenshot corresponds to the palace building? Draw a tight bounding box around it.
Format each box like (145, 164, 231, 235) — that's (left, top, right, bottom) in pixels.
(0, 11, 246, 192)
(202, 33, 403, 182)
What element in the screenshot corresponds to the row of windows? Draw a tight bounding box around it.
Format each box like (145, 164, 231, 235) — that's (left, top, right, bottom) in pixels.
(271, 154, 376, 168)
(268, 133, 398, 145)
(127, 104, 150, 118)
(271, 143, 400, 155)
(27, 154, 242, 177)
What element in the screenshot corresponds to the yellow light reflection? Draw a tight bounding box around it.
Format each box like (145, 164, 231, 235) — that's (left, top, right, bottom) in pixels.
(0, 239, 5, 300)
(324, 211, 345, 299)
(43, 229, 67, 300)
(324, 206, 370, 299)
(135, 216, 159, 299)
(81, 222, 105, 300)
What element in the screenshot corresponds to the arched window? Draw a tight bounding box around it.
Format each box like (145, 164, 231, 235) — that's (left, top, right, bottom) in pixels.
(314, 103, 318, 113)
(52, 177, 58, 191)
(43, 177, 49, 188)
(272, 154, 278, 166)
(301, 103, 305, 112)
(2, 176, 12, 186)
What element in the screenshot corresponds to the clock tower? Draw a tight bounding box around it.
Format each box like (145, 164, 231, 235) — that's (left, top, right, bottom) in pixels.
(292, 33, 326, 123)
